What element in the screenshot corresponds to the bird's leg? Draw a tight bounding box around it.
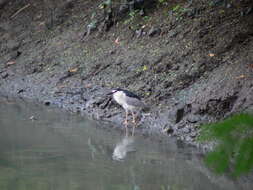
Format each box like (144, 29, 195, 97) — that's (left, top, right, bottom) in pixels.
(131, 111, 137, 136)
(124, 110, 128, 125)
(131, 111, 136, 124)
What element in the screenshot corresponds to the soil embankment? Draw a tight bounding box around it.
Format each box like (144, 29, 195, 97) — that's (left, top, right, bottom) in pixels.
(0, 0, 253, 147)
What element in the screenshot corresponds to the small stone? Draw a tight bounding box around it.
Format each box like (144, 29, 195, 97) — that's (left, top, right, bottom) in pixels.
(136, 29, 143, 38)
(245, 7, 253, 15)
(109, 50, 116, 55)
(7, 40, 20, 51)
(17, 89, 25, 94)
(163, 125, 174, 134)
(168, 30, 178, 38)
(1, 72, 8, 79)
(226, 3, 232, 9)
(119, 4, 129, 15)
(148, 27, 161, 37)
(241, 7, 253, 16)
(190, 132, 197, 138)
(185, 136, 192, 142)
(211, 0, 224, 7)
(139, 9, 144, 16)
(187, 8, 198, 17)
(44, 101, 51, 106)
(29, 116, 37, 121)
(187, 114, 200, 123)
(172, 65, 180, 70)
(182, 127, 190, 134)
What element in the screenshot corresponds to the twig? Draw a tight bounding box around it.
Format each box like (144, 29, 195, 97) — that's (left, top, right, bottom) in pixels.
(82, 63, 110, 80)
(11, 4, 30, 19)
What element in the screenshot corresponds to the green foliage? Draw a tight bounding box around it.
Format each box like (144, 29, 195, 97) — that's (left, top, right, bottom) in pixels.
(198, 113, 253, 177)
(172, 5, 181, 12)
(123, 10, 149, 27)
(123, 10, 140, 25)
(143, 15, 151, 22)
(170, 4, 189, 20)
(157, 0, 168, 6)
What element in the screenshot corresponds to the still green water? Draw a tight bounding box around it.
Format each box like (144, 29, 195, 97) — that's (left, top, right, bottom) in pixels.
(0, 97, 245, 190)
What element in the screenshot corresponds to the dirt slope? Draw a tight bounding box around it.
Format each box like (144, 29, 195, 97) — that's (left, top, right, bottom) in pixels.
(0, 0, 253, 146)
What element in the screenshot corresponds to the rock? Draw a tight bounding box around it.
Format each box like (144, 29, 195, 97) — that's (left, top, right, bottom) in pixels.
(163, 124, 174, 135)
(181, 126, 191, 134)
(175, 107, 184, 123)
(85, 96, 107, 109)
(139, 9, 144, 16)
(172, 65, 180, 70)
(7, 40, 20, 51)
(185, 136, 192, 142)
(148, 27, 161, 37)
(168, 30, 178, 38)
(243, 7, 253, 16)
(186, 114, 201, 123)
(176, 120, 186, 129)
(226, 3, 232, 9)
(44, 101, 51, 106)
(17, 89, 25, 94)
(119, 4, 129, 15)
(190, 131, 197, 138)
(211, 0, 225, 7)
(109, 50, 116, 55)
(186, 8, 199, 17)
(167, 104, 184, 124)
(136, 29, 143, 38)
(29, 115, 37, 121)
(1, 72, 8, 79)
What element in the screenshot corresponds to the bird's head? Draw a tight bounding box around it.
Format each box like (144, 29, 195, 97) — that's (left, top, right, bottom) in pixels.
(107, 88, 123, 95)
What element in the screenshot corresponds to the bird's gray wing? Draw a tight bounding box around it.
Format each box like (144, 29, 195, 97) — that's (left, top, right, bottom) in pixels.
(125, 97, 146, 108)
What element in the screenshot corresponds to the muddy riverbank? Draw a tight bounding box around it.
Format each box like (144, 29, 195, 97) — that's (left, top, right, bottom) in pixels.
(0, 0, 253, 147)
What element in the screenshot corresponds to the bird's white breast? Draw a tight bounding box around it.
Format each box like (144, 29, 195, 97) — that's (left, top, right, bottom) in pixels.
(113, 91, 126, 106)
(113, 91, 136, 111)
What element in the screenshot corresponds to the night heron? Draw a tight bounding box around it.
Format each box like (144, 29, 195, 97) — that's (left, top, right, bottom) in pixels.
(107, 88, 146, 125)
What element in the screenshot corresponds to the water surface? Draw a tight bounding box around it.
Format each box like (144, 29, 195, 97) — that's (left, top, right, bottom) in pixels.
(0, 97, 246, 190)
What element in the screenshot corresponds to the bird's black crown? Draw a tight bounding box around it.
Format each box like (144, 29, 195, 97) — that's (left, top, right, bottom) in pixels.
(111, 88, 141, 100)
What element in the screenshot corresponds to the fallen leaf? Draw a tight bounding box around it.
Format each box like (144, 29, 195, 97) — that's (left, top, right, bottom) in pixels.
(115, 37, 120, 44)
(98, 3, 105, 9)
(6, 61, 16, 66)
(141, 25, 146, 29)
(84, 83, 92, 88)
(69, 68, 78, 73)
(236, 74, 246, 79)
(29, 116, 37, 120)
(39, 22, 45, 26)
(57, 84, 66, 89)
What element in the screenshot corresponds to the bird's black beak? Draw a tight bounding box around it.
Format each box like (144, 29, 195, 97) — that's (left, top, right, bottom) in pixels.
(106, 91, 113, 96)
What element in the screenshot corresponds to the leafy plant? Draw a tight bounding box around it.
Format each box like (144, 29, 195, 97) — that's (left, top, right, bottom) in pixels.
(158, 0, 168, 6)
(198, 113, 253, 177)
(143, 15, 151, 22)
(123, 10, 142, 25)
(172, 4, 181, 12)
(99, 0, 112, 9)
(169, 4, 192, 20)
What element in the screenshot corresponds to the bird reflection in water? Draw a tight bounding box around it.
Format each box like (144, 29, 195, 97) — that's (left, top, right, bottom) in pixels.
(112, 127, 136, 161)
